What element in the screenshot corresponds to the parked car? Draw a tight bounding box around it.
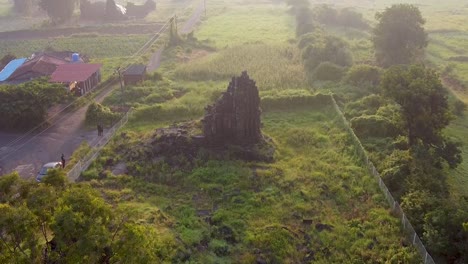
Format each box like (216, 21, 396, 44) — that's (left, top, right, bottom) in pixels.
(36, 162, 62, 182)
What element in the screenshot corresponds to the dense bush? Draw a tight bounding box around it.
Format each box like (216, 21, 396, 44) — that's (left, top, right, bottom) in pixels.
(85, 102, 120, 127)
(312, 61, 345, 81)
(345, 94, 385, 118)
(345, 64, 382, 86)
(452, 99, 466, 116)
(351, 114, 399, 138)
(302, 35, 353, 72)
(0, 79, 71, 131)
(313, 5, 369, 29)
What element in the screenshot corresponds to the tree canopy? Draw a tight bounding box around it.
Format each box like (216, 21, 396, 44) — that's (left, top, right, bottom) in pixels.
(373, 4, 427, 67)
(0, 171, 169, 263)
(381, 65, 462, 169)
(39, 0, 77, 23)
(381, 65, 450, 146)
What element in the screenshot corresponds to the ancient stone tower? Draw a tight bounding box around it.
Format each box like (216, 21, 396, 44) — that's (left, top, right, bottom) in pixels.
(202, 71, 261, 145)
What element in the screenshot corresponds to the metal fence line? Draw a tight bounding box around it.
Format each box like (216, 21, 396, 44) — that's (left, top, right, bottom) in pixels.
(67, 110, 131, 182)
(329, 94, 436, 264)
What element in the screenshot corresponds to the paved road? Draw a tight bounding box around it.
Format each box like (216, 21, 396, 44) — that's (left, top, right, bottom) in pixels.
(0, 84, 117, 179)
(0, 0, 205, 179)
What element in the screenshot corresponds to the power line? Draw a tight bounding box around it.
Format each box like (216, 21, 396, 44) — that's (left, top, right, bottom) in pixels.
(0, 0, 201, 162)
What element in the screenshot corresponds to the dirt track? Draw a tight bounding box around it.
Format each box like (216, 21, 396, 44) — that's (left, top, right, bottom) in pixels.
(0, 23, 166, 41)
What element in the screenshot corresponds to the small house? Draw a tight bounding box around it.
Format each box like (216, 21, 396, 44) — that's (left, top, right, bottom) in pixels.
(50, 64, 102, 96)
(0, 58, 27, 82)
(7, 54, 68, 82)
(123, 64, 147, 85)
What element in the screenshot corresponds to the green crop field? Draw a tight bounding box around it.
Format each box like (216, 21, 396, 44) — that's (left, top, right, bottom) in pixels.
(196, 4, 295, 48)
(0, 35, 153, 58)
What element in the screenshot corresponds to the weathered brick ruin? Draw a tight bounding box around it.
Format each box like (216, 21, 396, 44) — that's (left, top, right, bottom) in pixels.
(202, 71, 261, 145)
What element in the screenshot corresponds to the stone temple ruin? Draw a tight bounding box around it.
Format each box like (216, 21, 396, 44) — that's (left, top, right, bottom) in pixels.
(121, 71, 272, 172)
(202, 71, 261, 145)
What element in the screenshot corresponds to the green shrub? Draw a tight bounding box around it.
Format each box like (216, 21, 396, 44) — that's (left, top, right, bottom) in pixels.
(0, 79, 72, 130)
(345, 64, 381, 86)
(85, 102, 120, 127)
(452, 99, 466, 116)
(351, 114, 399, 138)
(312, 62, 345, 81)
(345, 94, 385, 118)
(302, 35, 353, 71)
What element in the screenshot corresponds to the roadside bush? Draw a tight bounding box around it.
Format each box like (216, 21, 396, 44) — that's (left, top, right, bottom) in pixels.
(85, 102, 120, 127)
(345, 64, 381, 86)
(0, 79, 71, 131)
(312, 62, 345, 81)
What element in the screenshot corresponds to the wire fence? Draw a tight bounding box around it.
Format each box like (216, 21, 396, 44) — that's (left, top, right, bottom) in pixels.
(67, 110, 131, 182)
(329, 94, 436, 264)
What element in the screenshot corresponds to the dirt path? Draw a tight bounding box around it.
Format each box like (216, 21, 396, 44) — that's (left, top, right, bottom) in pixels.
(181, 2, 205, 34)
(146, 1, 205, 72)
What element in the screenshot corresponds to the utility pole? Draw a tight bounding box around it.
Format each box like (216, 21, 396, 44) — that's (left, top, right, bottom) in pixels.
(204, 0, 206, 16)
(115, 67, 124, 104)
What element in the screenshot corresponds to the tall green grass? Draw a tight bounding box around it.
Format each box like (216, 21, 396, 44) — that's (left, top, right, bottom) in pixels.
(174, 43, 307, 90)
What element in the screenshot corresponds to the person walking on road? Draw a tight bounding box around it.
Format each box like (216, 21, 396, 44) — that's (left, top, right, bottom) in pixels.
(97, 124, 104, 136)
(61, 154, 66, 168)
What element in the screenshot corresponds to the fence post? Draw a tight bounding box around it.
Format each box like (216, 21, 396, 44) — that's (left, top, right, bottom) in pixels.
(425, 252, 428, 264)
(413, 233, 417, 245)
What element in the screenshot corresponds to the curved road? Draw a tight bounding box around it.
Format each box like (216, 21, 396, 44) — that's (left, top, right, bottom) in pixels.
(0, 0, 206, 179)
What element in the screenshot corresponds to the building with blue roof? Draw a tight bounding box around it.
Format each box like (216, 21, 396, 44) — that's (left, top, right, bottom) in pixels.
(0, 58, 27, 82)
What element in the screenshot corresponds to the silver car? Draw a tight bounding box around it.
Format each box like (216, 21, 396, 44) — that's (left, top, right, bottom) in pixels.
(36, 162, 62, 182)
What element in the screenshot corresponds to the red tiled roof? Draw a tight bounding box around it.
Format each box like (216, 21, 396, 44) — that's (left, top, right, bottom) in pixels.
(8, 54, 68, 81)
(50, 64, 101, 82)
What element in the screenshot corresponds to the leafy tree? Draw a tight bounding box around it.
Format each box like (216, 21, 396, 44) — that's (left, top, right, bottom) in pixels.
(423, 200, 468, 261)
(381, 65, 450, 147)
(13, 0, 35, 15)
(0, 204, 41, 263)
(373, 4, 427, 67)
(49, 186, 113, 262)
(295, 7, 315, 37)
(0, 79, 71, 131)
(302, 35, 353, 72)
(39, 0, 77, 23)
(345, 64, 381, 86)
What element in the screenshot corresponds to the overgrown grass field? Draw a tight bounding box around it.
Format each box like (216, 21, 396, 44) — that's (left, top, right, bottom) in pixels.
(86, 103, 419, 263)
